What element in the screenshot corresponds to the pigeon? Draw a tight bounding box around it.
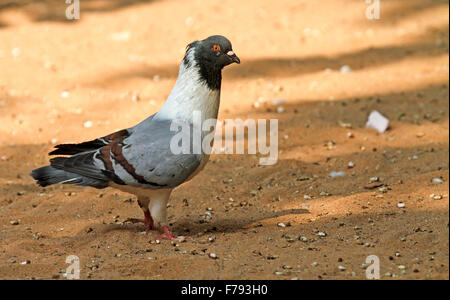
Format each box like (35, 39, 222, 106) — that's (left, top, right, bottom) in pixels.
(30, 35, 240, 240)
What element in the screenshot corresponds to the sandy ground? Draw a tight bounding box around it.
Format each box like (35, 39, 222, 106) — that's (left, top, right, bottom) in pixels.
(0, 0, 448, 280)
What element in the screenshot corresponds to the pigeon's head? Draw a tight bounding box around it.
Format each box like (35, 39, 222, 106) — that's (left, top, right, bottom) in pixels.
(184, 35, 240, 70)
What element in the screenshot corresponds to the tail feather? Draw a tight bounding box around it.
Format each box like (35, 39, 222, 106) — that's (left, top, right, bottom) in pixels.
(30, 166, 108, 189)
(49, 140, 106, 156)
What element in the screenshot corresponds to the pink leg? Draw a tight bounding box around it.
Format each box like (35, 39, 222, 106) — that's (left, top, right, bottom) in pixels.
(143, 210, 154, 232)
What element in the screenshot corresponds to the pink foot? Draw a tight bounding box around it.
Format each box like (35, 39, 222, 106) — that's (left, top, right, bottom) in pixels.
(155, 226, 178, 240)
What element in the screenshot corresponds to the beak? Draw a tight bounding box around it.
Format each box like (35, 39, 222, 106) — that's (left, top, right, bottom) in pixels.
(226, 50, 240, 64)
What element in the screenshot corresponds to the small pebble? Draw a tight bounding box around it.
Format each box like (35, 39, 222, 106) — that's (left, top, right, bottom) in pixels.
(329, 171, 346, 178)
(366, 110, 389, 133)
(61, 91, 70, 98)
(378, 186, 389, 193)
(432, 178, 444, 184)
(430, 194, 443, 200)
(338, 120, 352, 128)
(277, 222, 286, 228)
(340, 65, 352, 73)
(109, 31, 131, 42)
(131, 93, 140, 102)
(338, 265, 346, 271)
(12, 48, 21, 57)
(208, 253, 218, 259)
(272, 99, 286, 105)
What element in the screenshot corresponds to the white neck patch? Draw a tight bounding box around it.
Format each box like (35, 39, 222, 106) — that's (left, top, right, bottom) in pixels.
(156, 48, 221, 122)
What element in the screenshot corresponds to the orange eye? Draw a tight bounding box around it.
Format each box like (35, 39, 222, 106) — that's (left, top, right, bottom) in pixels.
(212, 45, 221, 52)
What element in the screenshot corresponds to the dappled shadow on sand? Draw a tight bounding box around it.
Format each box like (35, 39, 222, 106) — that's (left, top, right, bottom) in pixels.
(89, 27, 449, 85)
(359, 0, 449, 26)
(232, 82, 449, 138)
(0, 0, 157, 25)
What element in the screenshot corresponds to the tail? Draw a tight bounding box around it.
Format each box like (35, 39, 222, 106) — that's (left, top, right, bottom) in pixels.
(30, 166, 108, 189)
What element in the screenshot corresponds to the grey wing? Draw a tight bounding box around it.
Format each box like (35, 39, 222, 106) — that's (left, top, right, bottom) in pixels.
(121, 144, 202, 188)
(104, 118, 203, 188)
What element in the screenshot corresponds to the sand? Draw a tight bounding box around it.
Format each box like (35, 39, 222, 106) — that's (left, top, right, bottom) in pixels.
(0, 0, 448, 279)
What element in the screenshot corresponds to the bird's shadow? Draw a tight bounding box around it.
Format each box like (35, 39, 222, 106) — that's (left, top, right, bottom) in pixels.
(78, 207, 310, 237)
(171, 208, 310, 236)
